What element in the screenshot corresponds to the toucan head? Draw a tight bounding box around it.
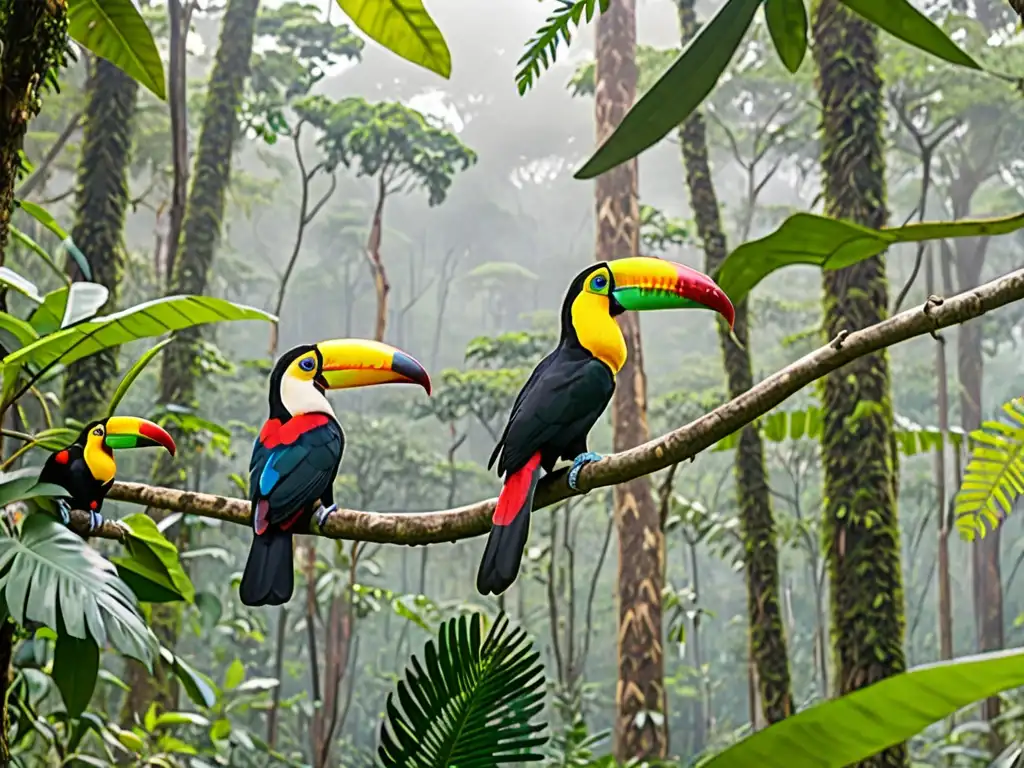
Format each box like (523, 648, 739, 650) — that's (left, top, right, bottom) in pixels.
(562, 257, 735, 372)
(77, 417, 177, 456)
(270, 338, 432, 418)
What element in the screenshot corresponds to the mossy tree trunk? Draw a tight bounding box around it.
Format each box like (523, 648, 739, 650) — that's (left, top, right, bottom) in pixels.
(595, 0, 667, 758)
(0, 0, 68, 268)
(62, 59, 139, 422)
(675, 0, 793, 727)
(813, 2, 906, 766)
(122, 0, 261, 721)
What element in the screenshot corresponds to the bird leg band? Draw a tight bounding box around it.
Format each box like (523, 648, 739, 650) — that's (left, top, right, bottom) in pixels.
(314, 503, 337, 530)
(568, 452, 603, 492)
(56, 500, 71, 526)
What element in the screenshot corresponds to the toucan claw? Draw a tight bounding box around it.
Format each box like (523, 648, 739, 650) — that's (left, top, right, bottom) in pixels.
(568, 452, 603, 492)
(88, 510, 104, 534)
(56, 500, 71, 527)
(314, 503, 337, 530)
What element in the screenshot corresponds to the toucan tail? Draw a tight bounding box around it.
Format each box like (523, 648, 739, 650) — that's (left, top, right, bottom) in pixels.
(239, 528, 294, 607)
(476, 452, 543, 596)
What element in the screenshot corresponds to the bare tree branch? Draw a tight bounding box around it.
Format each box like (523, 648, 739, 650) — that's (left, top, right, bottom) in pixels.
(68, 266, 1024, 543)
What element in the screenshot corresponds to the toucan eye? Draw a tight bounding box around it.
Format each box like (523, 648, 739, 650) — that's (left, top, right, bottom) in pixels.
(299, 357, 316, 372)
(590, 274, 608, 291)
(93, 428, 103, 436)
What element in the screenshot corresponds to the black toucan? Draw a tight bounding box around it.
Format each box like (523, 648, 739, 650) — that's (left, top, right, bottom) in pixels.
(39, 416, 177, 532)
(476, 256, 736, 596)
(239, 338, 431, 607)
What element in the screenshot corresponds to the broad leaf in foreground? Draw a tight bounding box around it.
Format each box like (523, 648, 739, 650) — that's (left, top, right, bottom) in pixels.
(112, 513, 195, 603)
(954, 397, 1024, 541)
(764, 0, 808, 74)
(0, 513, 156, 666)
(29, 283, 111, 336)
(378, 612, 548, 767)
(335, 0, 451, 78)
(1, 295, 276, 407)
(574, 0, 761, 180)
(714, 210, 1024, 304)
(52, 633, 100, 718)
(702, 647, 1024, 767)
(67, 0, 167, 100)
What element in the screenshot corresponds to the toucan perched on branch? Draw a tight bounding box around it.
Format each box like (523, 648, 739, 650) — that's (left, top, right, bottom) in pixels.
(39, 417, 177, 532)
(239, 338, 431, 607)
(476, 257, 735, 596)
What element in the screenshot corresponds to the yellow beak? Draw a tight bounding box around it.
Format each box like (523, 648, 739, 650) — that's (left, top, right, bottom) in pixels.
(608, 256, 735, 329)
(314, 339, 432, 394)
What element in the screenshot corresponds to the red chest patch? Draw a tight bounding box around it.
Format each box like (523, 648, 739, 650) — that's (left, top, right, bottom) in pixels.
(258, 413, 329, 449)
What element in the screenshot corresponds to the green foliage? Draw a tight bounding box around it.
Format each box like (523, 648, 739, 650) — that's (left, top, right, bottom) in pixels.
(715, 210, 1024, 305)
(14, 200, 90, 278)
(701, 648, 1024, 767)
(955, 397, 1024, 541)
(105, 338, 171, 417)
(111, 513, 196, 604)
(29, 283, 109, 335)
(0, 513, 157, 667)
(764, 0, 807, 73)
(67, 0, 166, 100)
(639, 204, 692, 252)
(0, 295, 276, 408)
(295, 95, 477, 205)
(566, 44, 677, 98)
(377, 612, 548, 767)
(334, 0, 451, 78)
(517, 0, 609, 96)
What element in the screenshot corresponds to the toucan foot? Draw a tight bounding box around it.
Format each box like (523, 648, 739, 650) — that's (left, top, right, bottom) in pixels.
(568, 452, 603, 491)
(314, 503, 337, 530)
(88, 510, 104, 534)
(56, 500, 72, 527)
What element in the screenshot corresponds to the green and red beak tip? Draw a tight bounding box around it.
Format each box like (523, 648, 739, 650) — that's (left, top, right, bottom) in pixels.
(674, 263, 735, 330)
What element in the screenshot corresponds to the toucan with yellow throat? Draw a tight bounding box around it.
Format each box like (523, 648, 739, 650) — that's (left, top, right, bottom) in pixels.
(39, 416, 177, 532)
(476, 257, 735, 595)
(240, 338, 432, 607)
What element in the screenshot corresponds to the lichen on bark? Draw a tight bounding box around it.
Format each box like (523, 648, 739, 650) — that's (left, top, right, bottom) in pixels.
(675, 0, 793, 727)
(0, 0, 69, 264)
(813, 1, 906, 765)
(62, 58, 139, 422)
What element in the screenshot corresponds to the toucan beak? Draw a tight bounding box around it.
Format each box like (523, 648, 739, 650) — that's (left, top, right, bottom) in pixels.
(314, 338, 432, 395)
(103, 416, 177, 455)
(609, 256, 735, 329)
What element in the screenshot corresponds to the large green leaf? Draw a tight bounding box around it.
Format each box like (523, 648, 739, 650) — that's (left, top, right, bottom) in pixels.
(715, 210, 1024, 304)
(378, 612, 548, 767)
(0, 513, 156, 666)
(764, 0, 807, 74)
(954, 398, 1024, 541)
(0, 267, 42, 303)
(111, 513, 195, 604)
(574, 0, 760, 180)
(67, 0, 167, 100)
(52, 634, 99, 718)
(1, 295, 276, 408)
(106, 338, 171, 418)
(29, 284, 110, 337)
(335, 0, 451, 78)
(0, 468, 69, 507)
(839, 0, 981, 72)
(0, 312, 39, 353)
(702, 648, 1024, 767)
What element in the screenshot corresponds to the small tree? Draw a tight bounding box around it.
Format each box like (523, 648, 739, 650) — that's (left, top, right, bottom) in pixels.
(300, 97, 477, 341)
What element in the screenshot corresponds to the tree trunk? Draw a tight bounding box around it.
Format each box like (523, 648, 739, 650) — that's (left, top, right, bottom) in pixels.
(62, 59, 139, 422)
(675, 0, 793, 726)
(594, 0, 667, 758)
(0, 0, 68, 265)
(124, 0, 261, 720)
(813, 2, 907, 766)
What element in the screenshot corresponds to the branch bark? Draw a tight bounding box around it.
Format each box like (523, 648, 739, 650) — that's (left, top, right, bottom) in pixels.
(74, 266, 1024, 542)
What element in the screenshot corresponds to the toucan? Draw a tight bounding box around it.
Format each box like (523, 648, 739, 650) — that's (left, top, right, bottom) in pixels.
(239, 338, 432, 607)
(39, 416, 177, 532)
(476, 257, 736, 596)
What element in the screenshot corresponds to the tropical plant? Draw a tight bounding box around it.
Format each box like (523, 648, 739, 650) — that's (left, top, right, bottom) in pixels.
(954, 397, 1024, 540)
(377, 611, 549, 767)
(700, 647, 1024, 767)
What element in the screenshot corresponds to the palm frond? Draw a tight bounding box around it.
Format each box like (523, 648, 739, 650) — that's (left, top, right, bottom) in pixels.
(516, 0, 609, 96)
(378, 611, 548, 767)
(955, 397, 1024, 541)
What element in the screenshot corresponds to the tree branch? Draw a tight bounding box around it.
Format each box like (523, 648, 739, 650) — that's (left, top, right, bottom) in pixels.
(73, 266, 1024, 543)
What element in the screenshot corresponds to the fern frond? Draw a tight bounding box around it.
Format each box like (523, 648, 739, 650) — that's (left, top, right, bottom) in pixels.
(955, 397, 1024, 541)
(516, 0, 609, 96)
